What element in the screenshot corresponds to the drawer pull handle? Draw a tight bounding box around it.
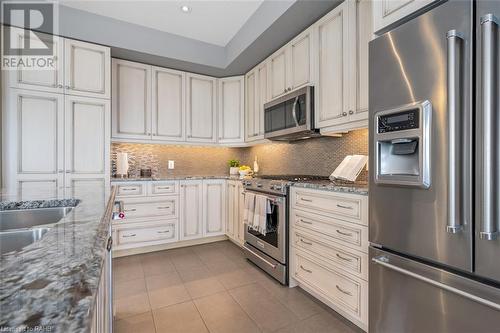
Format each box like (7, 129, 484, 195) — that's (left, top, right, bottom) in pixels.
(300, 238, 313, 246)
(122, 234, 136, 238)
(336, 253, 353, 262)
(336, 204, 353, 210)
(124, 208, 137, 212)
(121, 188, 138, 191)
(300, 198, 313, 202)
(157, 206, 171, 210)
(157, 186, 172, 190)
(336, 285, 352, 296)
(336, 229, 353, 237)
(299, 219, 313, 225)
(157, 230, 171, 234)
(300, 265, 312, 273)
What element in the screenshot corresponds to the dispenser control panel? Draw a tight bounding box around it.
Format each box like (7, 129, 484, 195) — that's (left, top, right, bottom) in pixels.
(378, 109, 419, 133)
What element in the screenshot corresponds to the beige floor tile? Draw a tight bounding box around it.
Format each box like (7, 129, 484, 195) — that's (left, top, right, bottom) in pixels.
(141, 255, 176, 277)
(114, 278, 147, 300)
(278, 287, 324, 320)
(114, 311, 155, 333)
(171, 253, 205, 271)
(153, 301, 209, 333)
(205, 258, 240, 275)
(194, 291, 260, 333)
(178, 267, 226, 299)
(113, 259, 144, 283)
(146, 272, 191, 309)
(217, 268, 259, 290)
(114, 293, 151, 319)
(229, 283, 299, 332)
(274, 312, 362, 333)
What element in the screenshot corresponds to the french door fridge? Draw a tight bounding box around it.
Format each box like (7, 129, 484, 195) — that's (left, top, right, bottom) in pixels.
(369, 0, 500, 331)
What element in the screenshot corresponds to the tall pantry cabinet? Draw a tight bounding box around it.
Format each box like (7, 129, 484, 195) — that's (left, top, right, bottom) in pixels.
(2, 27, 111, 194)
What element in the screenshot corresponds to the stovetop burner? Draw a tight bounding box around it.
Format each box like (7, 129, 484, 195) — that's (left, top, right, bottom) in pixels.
(257, 175, 330, 182)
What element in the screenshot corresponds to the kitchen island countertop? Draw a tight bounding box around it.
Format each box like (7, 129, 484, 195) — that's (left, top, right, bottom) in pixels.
(0, 183, 116, 332)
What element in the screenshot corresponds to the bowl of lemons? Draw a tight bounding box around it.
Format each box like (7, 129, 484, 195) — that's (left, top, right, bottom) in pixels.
(238, 165, 253, 178)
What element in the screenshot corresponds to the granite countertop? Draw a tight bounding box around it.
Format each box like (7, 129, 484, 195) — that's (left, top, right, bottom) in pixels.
(0, 184, 116, 332)
(292, 180, 369, 196)
(111, 175, 242, 182)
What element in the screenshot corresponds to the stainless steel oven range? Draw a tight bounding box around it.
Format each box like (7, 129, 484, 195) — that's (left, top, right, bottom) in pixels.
(242, 175, 330, 285)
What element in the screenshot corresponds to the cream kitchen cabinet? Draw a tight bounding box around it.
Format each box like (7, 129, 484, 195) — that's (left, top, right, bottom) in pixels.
(152, 66, 186, 141)
(111, 59, 152, 140)
(3, 89, 110, 191)
(226, 180, 244, 246)
(186, 73, 217, 143)
(268, 28, 313, 100)
(290, 186, 369, 331)
(180, 180, 204, 240)
(7, 27, 110, 99)
(245, 62, 267, 142)
(202, 179, 226, 237)
(64, 39, 111, 99)
(373, 0, 435, 33)
(218, 76, 245, 144)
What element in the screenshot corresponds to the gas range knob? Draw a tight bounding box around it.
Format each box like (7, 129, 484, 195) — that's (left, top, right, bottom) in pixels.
(275, 185, 283, 191)
(256, 183, 263, 188)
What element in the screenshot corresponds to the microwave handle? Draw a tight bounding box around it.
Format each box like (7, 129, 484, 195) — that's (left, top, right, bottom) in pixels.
(292, 96, 299, 126)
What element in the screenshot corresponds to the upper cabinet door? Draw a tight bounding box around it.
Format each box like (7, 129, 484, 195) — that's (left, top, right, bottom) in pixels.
(269, 49, 288, 99)
(314, 1, 352, 129)
(245, 69, 257, 141)
(351, 0, 373, 124)
(218, 76, 244, 144)
(4, 89, 64, 189)
(256, 62, 268, 138)
(111, 59, 152, 140)
(7, 28, 64, 94)
(64, 95, 110, 184)
(64, 39, 110, 99)
(289, 29, 313, 91)
(186, 73, 217, 143)
(152, 67, 185, 142)
(372, 0, 435, 33)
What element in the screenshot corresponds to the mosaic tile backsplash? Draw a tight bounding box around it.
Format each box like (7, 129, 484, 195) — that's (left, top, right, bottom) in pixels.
(111, 129, 368, 180)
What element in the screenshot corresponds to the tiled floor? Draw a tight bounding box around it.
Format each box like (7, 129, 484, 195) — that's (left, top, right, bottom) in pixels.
(113, 240, 363, 333)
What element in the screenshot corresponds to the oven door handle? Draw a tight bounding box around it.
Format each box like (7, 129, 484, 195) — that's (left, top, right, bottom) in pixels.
(245, 245, 277, 269)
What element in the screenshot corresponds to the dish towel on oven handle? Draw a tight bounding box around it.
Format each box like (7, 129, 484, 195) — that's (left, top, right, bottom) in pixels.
(243, 192, 255, 227)
(252, 194, 271, 236)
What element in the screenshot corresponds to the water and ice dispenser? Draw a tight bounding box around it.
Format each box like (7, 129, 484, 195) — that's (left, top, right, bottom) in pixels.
(374, 101, 432, 188)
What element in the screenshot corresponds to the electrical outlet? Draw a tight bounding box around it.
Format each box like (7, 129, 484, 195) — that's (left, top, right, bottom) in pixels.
(168, 160, 175, 169)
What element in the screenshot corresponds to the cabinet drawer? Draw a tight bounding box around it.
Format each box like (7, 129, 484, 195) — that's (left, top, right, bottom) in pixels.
(118, 223, 176, 245)
(292, 209, 368, 253)
(294, 250, 366, 323)
(292, 188, 367, 225)
(292, 228, 367, 280)
(115, 183, 146, 197)
(122, 197, 178, 219)
(149, 181, 179, 195)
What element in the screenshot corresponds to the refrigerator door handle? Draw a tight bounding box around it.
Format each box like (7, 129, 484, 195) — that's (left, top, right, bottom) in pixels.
(446, 29, 464, 234)
(372, 256, 500, 311)
(479, 14, 499, 241)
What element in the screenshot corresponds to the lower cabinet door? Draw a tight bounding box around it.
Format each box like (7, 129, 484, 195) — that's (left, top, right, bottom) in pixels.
(180, 180, 203, 240)
(203, 179, 226, 237)
(117, 223, 176, 245)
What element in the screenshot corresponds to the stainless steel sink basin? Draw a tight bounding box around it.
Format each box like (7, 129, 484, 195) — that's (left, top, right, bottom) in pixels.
(0, 228, 50, 255)
(0, 207, 73, 232)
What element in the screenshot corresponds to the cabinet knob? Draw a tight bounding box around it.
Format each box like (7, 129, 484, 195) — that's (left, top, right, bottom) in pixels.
(342, 111, 348, 116)
(349, 110, 354, 115)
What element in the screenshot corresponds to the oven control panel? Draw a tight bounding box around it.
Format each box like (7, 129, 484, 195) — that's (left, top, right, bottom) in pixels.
(378, 109, 419, 133)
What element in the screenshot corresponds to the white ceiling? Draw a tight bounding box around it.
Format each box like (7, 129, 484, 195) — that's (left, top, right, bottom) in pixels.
(59, 0, 264, 46)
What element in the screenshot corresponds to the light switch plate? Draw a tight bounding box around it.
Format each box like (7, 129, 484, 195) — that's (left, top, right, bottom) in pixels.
(168, 160, 175, 169)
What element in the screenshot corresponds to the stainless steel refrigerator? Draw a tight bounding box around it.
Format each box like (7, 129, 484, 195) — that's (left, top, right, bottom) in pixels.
(369, 0, 500, 331)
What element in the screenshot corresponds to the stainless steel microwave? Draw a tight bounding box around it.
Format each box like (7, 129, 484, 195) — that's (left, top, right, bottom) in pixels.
(264, 86, 320, 141)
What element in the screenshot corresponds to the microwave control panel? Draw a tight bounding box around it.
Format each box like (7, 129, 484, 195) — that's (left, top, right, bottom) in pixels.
(378, 109, 419, 133)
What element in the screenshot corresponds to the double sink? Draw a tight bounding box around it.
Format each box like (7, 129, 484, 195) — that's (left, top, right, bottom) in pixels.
(0, 207, 73, 255)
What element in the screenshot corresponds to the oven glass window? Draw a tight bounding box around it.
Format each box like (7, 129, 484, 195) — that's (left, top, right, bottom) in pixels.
(247, 201, 279, 248)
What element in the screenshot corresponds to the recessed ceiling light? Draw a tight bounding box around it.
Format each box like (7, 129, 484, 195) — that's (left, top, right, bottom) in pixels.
(180, 5, 191, 13)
